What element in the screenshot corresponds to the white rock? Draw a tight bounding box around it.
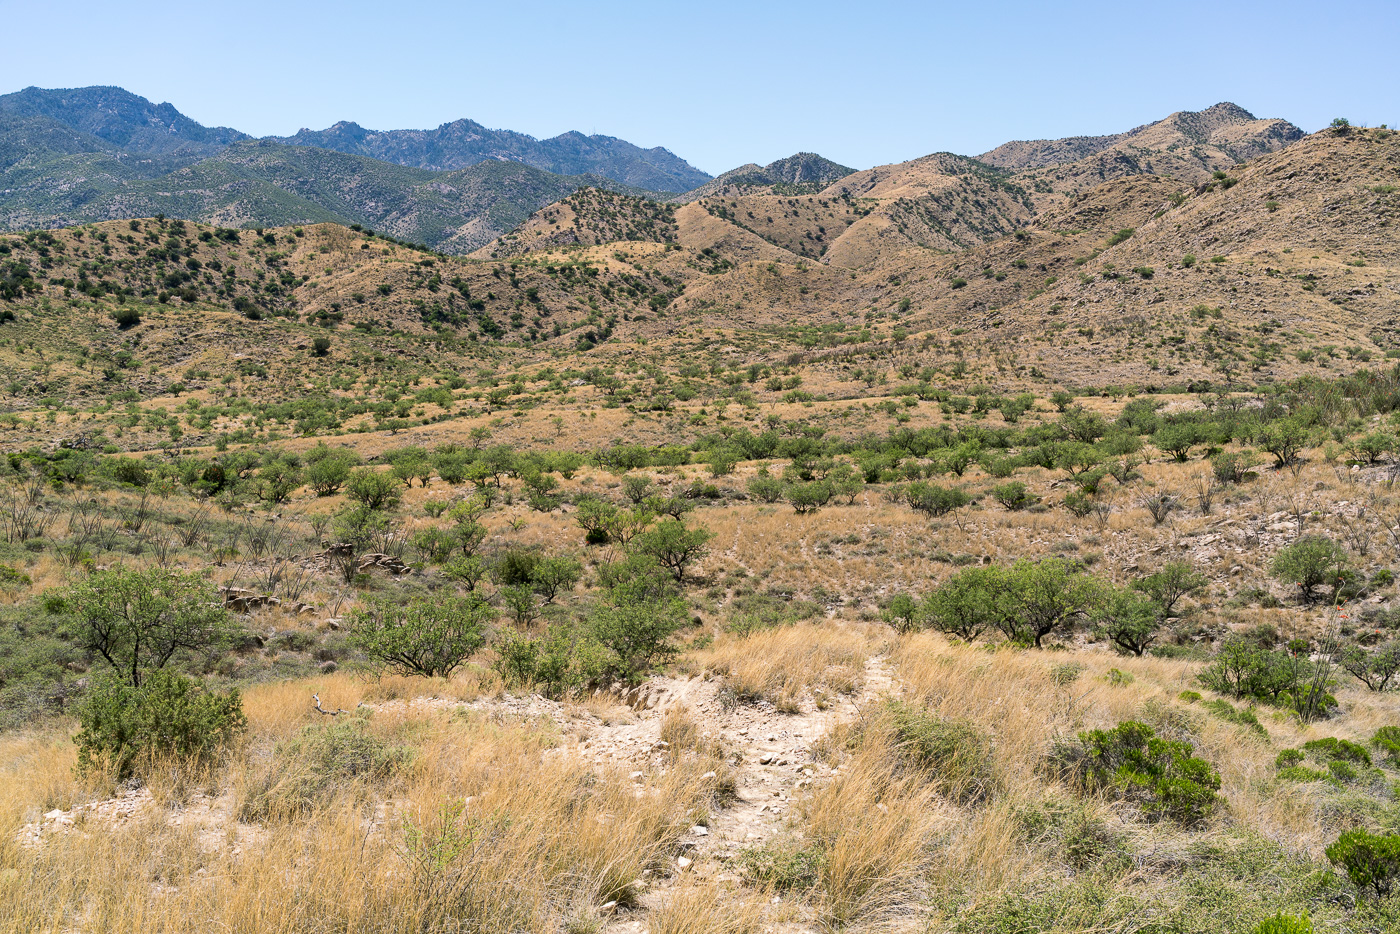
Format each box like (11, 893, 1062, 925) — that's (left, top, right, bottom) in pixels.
(690, 825, 709, 836)
(677, 856, 693, 870)
(701, 770, 717, 779)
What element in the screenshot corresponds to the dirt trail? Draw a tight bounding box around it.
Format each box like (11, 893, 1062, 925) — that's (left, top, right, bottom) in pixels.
(22, 656, 900, 930)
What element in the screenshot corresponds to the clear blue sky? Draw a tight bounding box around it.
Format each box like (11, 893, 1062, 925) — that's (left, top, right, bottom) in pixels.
(3, 0, 1396, 176)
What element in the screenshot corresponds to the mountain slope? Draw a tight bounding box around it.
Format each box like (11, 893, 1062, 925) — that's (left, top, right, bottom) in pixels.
(0, 140, 663, 252)
(273, 120, 710, 193)
(675, 152, 855, 202)
(0, 86, 247, 159)
(980, 102, 1303, 184)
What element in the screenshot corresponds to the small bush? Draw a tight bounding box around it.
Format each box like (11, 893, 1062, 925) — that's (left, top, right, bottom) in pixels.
(1326, 829, 1400, 897)
(1202, 698, 1268, 737)
(1372, 725, 1400, 766)
(75, 670, 245, 780)
(993, 481, 1036, 511)
(1253, 914, 1313, 934)
(903, 481, 971, 518)
(345, 468, 401, 510)
(1301, 737, 1371, 767)
(1053, 720, 1222, 824)
(1272, 536, 1348, 604)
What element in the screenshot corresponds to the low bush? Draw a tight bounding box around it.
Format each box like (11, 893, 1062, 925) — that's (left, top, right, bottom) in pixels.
(993, 481, 1036, 511)
(75, 669, 245, 780)
(1326, 829, 1400, 897)
(1372, 725, 1400, 766)
(1053, 720, 1222, 824)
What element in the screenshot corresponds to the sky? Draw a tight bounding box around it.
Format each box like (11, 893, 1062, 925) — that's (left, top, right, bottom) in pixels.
(2, 0, 1396, 176)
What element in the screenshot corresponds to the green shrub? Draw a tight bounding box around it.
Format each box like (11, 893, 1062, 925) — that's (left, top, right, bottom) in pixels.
(345, 468, 401, 510)
(1133, 562, 1207, 615)
(1326, 829, 1400, 897)
(903, 481, 971, 518)
(346, 595, 490, 678)
(1055, 720, 1222, 824)
(493, 620, 609, 698)
(1178, 690, 1202, 703)
(746, 467, 785, 503)
(1301, 737, 1371, 766)
(75, 670, 245, 779)
(1271, 536, 1348, 604)
(1277, 765, 1328, 783)
(1212, 450, 1257, 484)
(1253, 914, 1313, 934)
(783, 479, 835, 514)
(1198, 636, 1336, 720)
(629, 519, 712, 582)
(993, 481, 1036, 511)
(1372, 726, 1400, 766)
(305, 450, 358, 496)
(881, 592, 921, 633)
(64, 567, 236, 687)
(1063, 489, 1095, 517)
(920, 566, 1000, 640)
(1092, 587, 1163, 656)
(1202, 698, 1268, 737)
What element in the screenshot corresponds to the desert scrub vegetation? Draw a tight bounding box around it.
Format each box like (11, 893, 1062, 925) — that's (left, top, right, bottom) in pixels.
(4, 296, 1400, 930)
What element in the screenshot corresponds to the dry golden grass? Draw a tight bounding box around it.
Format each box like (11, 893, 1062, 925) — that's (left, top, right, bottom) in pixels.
(690, 622, 882, 710)
(0, 673, 727, 934)
(646, 881, 768, 934)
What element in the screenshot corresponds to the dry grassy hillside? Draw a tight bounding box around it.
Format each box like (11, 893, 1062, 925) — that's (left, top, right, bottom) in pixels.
(981, 102, 1304, 184)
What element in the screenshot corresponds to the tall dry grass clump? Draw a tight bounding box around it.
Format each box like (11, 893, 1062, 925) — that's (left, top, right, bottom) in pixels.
(691, 621, 880, 711)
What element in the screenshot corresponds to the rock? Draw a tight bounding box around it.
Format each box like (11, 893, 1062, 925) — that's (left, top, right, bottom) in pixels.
(701, 771, 717, 780)
(759, 754, 774, 765)
(629, 771, 644, 782)
(676, 856, 692, 871)
(690, 825, 709, 836)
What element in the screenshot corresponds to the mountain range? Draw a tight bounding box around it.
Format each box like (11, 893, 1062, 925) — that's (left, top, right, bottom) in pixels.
(0, 86, 710, 250)
(0, 87, 1308, 259)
